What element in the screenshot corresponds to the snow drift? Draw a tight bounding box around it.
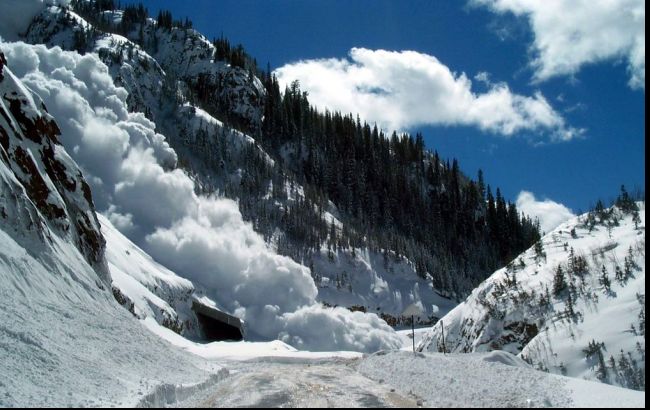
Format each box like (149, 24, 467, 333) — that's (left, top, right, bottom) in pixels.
(359, 350, 645, 408)
(0, 40, 402, 352)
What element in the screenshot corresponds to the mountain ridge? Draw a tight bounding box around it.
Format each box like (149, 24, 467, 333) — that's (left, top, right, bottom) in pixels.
(20, 1, 540, 316)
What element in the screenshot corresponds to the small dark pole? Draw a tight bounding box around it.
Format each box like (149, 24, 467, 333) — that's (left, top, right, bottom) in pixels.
(412, 315, 416, 354)
(441, 319, 446, 355)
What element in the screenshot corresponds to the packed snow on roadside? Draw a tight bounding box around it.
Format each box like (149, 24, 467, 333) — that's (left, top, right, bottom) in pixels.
(0, 228, 218, 408)
(359, 350, 645, 408)
(141, 316, 362, 361)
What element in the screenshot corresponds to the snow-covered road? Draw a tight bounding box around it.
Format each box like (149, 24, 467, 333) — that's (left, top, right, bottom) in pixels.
(173, 358, 419, 408)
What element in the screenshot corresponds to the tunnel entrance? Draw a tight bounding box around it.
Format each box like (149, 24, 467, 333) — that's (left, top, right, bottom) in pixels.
(192, 301, 245, 342)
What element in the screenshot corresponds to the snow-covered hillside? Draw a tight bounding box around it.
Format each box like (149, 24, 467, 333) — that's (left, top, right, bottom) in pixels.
(101, 213, 202, 336)
(0, 47, 106, 277)
(24, 3, 264, 133)
(312, 248, 458, 325)
(0, 47, 219, 407)
(419, 202, 645, 390)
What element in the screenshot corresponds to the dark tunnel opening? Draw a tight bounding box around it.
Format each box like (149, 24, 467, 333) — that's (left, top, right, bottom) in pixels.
(192, 301, 244, 342)
(196, 311, 244, 341)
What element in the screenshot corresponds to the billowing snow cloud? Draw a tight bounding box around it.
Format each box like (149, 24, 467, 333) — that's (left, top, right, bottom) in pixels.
(473, 0, 645, 90)
(0, 0, 71, 41)
(516, 191, 575, 234)
(2, 42, 402, 352)
(274, 48, 580, 141)
(278, 305, 399, 352)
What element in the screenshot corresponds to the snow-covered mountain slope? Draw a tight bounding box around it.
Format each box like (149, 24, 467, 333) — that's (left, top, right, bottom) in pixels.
(0, 48, 219, 407)
(26, 4, 264, 133)
(24, 3, 267, 190)
(100, 213, 204, 336)
(418, 203, 645, 390)
(311, 248, 458, 325)
(14, 2, 455, 326)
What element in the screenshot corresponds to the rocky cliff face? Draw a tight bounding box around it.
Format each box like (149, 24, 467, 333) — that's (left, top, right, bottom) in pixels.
(0, 48, 108, 284)
(25, 7, 265, 134)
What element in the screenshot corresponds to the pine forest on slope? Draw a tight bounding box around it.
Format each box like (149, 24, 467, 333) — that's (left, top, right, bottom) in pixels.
(52, 0, 541, 303)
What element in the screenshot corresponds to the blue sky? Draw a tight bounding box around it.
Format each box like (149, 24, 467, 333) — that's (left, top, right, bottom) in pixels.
(125, 0, 645, 214)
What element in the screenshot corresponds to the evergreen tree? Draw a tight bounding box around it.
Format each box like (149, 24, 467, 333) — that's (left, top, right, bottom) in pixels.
(632, 211, 642, 229)
(534, 240, 546, 262)
(616, 185, 639, 213)
(615, 264, 625, 285)
(553, 265, 567, 296)
(599, 265, 611, 292)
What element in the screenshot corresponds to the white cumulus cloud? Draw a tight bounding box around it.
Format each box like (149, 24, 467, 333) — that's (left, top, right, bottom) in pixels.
(473, 0, 645, 90)
(274, 48, 580, 141)
(1, 41, 402, 352)
(516, 191, 575, 234)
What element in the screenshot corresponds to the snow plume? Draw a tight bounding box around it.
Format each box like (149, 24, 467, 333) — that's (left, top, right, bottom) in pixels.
(516, 191, 575, 234)
(274, 48, 580, 141)
(277, 305, 399, 352)
(472, 0, 645, 90)
(0, 1, 71, 41)
(1, 41, 401, 352)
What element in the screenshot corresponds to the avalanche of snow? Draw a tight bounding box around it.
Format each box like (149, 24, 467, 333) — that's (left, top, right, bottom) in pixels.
(19, 3, 460, 328)
(0, 40, 401, 352)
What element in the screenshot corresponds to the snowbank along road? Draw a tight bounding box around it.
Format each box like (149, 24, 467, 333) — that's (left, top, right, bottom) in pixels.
(168, 351, 645, 408)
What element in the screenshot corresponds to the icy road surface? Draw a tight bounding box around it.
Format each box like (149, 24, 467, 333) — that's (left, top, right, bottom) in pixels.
(173, 358, 419, 408)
